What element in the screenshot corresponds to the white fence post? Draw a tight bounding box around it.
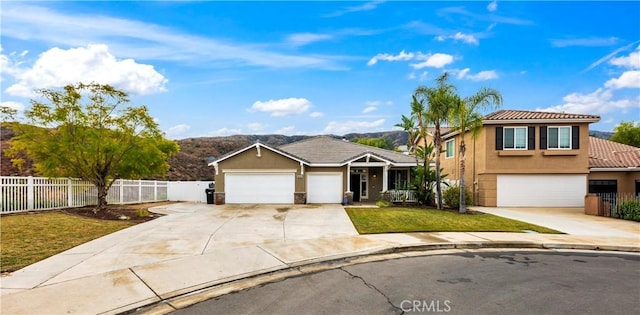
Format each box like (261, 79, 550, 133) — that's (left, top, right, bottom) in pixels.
(27, 176, 34, 210)
(67, 178, 73, 207)
(119, 179, 124, 204)
(154, 180, 158, 201)
(138, 180, 142, 203)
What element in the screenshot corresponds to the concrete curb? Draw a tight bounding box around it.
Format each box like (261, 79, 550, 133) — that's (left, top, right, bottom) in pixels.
(132, 242, 640, 315)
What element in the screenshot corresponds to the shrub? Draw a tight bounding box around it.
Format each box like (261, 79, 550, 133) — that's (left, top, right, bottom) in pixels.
(442, 185, 472, 210)
(136, 208, 150, 218)
(614, 200, 640, 222)
(376, 200, 392, 208)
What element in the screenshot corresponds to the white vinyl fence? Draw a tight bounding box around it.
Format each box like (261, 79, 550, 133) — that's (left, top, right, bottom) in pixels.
(167, 181, 214, 203)
(0, 176, 169, 214)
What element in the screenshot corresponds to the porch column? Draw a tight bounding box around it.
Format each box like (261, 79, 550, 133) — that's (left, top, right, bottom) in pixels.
(346, 163, 351, 192)
(382, 164, 389, 191)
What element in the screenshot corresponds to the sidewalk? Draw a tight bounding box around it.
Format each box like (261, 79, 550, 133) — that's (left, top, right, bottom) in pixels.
(1, 206, 639, 314)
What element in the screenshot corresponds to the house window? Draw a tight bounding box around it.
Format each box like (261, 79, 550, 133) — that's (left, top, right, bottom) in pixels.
(360, 174, 368, 199)
(445, 139, 455, 158)
(548, 126, 571, 149)
(504, 127, 527, 150)
(389, 169, 409, 190)
(588, 180, 617, 194)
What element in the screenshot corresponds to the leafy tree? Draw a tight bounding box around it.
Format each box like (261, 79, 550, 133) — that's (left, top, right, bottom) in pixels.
(353, 136, 394, 150)
(8, 83, 179, 212)
(415, 73, 456, 209)
(449, 87, 502, 213)
(610, 121, 640, 147)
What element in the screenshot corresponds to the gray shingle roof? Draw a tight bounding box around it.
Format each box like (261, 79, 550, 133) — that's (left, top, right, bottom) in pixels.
(279, 136, 418, 165)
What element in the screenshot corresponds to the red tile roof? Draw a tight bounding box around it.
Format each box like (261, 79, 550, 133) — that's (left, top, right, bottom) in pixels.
(484, 110, 600, 121)
(589, 136, 640, 168)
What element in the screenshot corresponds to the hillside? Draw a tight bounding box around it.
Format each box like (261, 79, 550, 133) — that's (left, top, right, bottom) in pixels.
(0, 125, 408, 181)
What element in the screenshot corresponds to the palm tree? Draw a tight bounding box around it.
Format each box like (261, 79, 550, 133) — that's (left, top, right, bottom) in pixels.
(449, 88, 502, 213)
(415, 73, 456, 209)
(394, 114, 419, 155)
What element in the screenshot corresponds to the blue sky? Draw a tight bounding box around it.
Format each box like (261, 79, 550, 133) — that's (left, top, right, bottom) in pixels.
(1, 1, 638, 139)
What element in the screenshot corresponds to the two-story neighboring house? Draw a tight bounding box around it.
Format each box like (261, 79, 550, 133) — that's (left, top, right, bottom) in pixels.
(437, 110, 601, 207)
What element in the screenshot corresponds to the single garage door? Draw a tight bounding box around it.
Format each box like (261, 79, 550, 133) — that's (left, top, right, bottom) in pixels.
(225, 172, 295, 204)
(307, 173, 343, 203)
(497, 174, 586, 207)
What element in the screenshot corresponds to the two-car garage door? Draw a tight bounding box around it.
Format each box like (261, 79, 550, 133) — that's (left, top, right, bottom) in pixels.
(225, 173, 295, 204)
(497, 174, 586, 207)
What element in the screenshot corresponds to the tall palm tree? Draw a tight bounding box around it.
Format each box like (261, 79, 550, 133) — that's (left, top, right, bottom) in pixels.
(409, 95, 431, 205)
(449, 88, 502, 213)
(415, 73, 456, 209)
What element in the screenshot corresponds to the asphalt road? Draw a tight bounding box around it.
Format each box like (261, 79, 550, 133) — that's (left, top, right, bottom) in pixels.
(172, 250, 640, 315)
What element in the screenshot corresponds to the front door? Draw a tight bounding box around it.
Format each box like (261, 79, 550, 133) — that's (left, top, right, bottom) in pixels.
(350, 174, 361, 202)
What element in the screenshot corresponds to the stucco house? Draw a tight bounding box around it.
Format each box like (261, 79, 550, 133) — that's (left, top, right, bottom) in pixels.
(208, 137, 419, 204)
(435, 109, 604, 207)
(588, 136, 640, 195)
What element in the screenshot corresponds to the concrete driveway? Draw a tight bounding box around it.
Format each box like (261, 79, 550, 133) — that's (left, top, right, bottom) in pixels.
(1, 203, 358, 293)
(472, 206, 640, 238)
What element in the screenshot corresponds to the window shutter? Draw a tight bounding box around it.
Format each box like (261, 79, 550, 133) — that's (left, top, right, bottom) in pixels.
(528, 126, 535, 150)
(540, 126, 547, 150)
(495, 127, 503, 150)
(572, 126, 579, 149)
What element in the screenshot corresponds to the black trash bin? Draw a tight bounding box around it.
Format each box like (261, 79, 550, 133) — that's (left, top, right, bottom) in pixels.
(205, 188, 215, 204)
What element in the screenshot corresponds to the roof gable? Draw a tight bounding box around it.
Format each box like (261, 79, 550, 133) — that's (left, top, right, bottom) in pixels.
(208, 142, 308, 166)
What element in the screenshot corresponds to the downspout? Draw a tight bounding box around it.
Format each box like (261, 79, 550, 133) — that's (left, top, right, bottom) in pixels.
(472, 135, 476, 205)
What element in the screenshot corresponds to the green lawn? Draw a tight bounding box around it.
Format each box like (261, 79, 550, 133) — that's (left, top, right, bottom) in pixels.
(0, 212, 134, 273)
(345, 207, 561, 234)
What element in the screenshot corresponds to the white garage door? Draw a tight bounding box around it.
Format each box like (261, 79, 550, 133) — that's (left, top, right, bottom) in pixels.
(497, 174, 586, 207)
(225, 173, 295, 204)
(307, 173, 343, 203)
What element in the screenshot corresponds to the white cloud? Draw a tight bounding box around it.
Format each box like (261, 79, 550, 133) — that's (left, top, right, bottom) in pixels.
(609, 46, 640, 69)
(408, 72, 416, 80)
(324, 119, 385, 134)
(211, 127, 243, 136)
(309, 112, 324, 118)
(582, 41, 640, 73)
(551, 37, 619, 48)
(604, 70, 640, 89)
(419, 71, 429, 81)
(365, 100, 382, 106)
(435, 32, 479, 45)
(0, 101, 25, 111)
(455, 68, 499, 81)
(487, 0, 498, 12)
(165, 124, 190, 139)
(0, 3, 341, 70)
(247, 122, 266, 131)
(363, 106, 377, 113)
(367, 50, 414, 66)
(287, 33, 333, 47)
(4, 44, 167, 97)
(410, 53, 454, 69)
(275, 126, 296, 135)
(536, 88, 639, 115)
(250, 97, 312, 117)
(323, 1, 385, 18)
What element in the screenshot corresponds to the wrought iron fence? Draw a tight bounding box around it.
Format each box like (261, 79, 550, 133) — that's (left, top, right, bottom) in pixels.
(594, 192, 640, 217)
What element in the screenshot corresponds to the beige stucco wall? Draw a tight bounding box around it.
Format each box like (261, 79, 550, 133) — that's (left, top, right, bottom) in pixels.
(215, 146, 304, 192)
(437, 123, 592, 206)
(588, 171, 640, 195)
